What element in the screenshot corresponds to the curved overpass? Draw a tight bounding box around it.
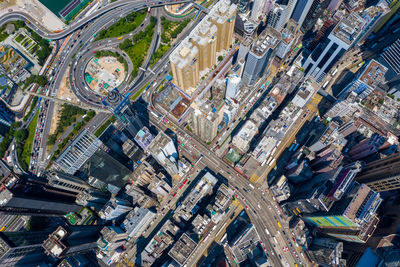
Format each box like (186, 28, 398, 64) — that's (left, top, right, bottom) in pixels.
(0, 0, 193, 39)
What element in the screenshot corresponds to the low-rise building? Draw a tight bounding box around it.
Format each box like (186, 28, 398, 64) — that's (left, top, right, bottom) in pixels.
(174, 172, 218, 223)
(232, 119, 258, 152)
(141, 220, 180, 266)
(121, 207, 155, 239)
(229, 224, 260, 263)
(98, 197, 133, 221)
(168, 233, 197, 266)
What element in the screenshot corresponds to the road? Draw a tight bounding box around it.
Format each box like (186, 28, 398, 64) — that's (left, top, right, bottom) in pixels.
(138, 104, 305, 266)
(4, 0, 308, 265)
(0, 0, 194, 39)
(22, 1, 194, 174)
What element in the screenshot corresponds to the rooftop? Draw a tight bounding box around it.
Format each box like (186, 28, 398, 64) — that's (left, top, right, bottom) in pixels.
(169, 37, 199, 69)
(332, 13, 365, 45)
(251, 27, 281, 57)
(358, 60, 388, 89)
(168, 233, 197, 266)
(229, 224, 260, 263)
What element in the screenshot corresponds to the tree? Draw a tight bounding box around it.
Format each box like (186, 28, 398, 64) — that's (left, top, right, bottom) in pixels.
(14, 129, 27, 143)
(47, 134, 57, 145)
(88, 110, 95, 118)
(218, 56, 223, 61)
(119, 39, 132, 50)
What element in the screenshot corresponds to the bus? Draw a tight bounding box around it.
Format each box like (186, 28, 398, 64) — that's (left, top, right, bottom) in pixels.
(277, 221, 282, 228)
(117, 36, 123, 40)
(288, 144, 295, 151)
(268, 158, 275, 166)
(293, 143, 300, 151)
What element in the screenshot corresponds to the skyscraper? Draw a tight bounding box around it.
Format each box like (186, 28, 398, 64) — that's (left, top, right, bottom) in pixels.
(348, 133, 387, 160)
(54, 129, 102, 175)
(307, 238, 345, 266)
(281, 0, 298, 29)
(43, 225, 102, 259)
(305, 183, 382, 243)
(208, 0, 237, 52)
(355, 153, 400, 192)
(266, 4, 287, 31)
(191, 98, 225, 142)
(75, 189, 110, 210)
(283, 162, 363, 215)
(291, 0, 314, 27)
(302, 13, 366, 82)
(190, 18, 217, 71)
(113, 94, 143, 138)
(0, 179, 82, 216)
(98, 197, 133, 221)
(134, 126, 155, 151)
(242, 27, 281, 85)
(169, 37, 200, 95)
(147, 132, 179, 174)
(169, 0, 237, 97)
(239, 0, 250, 13)
(0, 230, 53, 266)
(97, 226, 127, 254)
(226, 74, 241, 99)
(46, 171, 92, 194)
(237, 37, 253, 61)
(381, 38, 400, 75)
(251, 0, 266, 22)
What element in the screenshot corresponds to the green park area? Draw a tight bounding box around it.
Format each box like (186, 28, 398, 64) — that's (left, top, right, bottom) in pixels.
(150, 17, 190, 67)
(130, 82, 149, 101)
(94, 50, 128, 73)
(48, 105, 95, 160)
(160, 17, 190, 44)
(94, 116, 116, 137)
(225, 147, 243, 165)
(21, 111, 39, 170)
(119, 17, 157, 78)
(96, 11, 147, 40)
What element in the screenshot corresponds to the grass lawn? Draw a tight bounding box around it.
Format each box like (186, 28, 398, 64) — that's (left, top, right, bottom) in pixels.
(96, 11, 146, 40)
(150, 44, 171, 67)
(161, 17, 190, 43)
(226, 147, 242, 164)
(22, 111, 38, 167)
(124, 38, 151, 77)
(15, 34, 24, 43)
(119, 17, 156, 78)
(94, 116, 116, 137)
(130, 82, 149, 101)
